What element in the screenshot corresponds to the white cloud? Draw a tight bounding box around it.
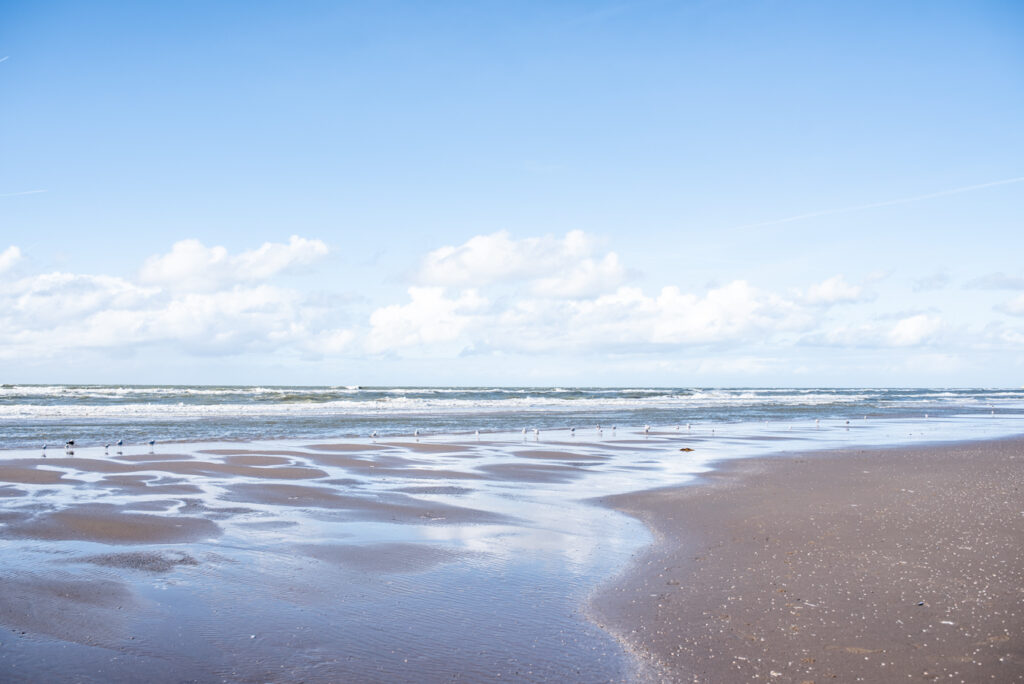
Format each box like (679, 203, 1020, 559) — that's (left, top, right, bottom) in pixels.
(887, 314, 942, 346)
(0, 245, 22, 273)
(7, 272, 157, 327)
(803, 275, 863, 304)
(367, 287, 487, 353)
(139, 235, 328, 291)
(998, 293, 1024, 317)
(0, 236, 350, 361)
(418, 230, 625, 296)
(808, 314, 945, 348)
(2, 231, 1010, 374)
(365, 279, 809, 355)
(531, 252, 625, 298)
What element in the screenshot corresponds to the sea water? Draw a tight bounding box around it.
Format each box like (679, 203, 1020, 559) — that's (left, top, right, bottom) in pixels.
(2, 385, 1023, 449)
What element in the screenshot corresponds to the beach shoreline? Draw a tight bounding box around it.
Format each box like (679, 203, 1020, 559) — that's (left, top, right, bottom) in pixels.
(2, 422, 1023, 681)
(590, 436, 1024, 682)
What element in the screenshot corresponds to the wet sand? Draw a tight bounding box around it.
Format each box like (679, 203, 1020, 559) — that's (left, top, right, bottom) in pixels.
(4, 427, 1024, 682)
(592, 437, 1024, 682)
(0, 436, 639, 682)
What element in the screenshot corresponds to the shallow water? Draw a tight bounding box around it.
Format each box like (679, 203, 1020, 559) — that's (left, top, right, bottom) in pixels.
(1, 409, 1023, 682)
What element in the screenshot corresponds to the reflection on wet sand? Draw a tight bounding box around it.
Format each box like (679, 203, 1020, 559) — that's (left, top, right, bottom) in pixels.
(0, 432, 656, 682)
(2, 417, 1018, 682)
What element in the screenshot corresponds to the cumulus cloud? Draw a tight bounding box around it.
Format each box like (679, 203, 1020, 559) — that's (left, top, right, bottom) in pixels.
(139, 235, 329, 291)
(1, 230, 1002, 370)
(803, 275, 864, 305)
(365, 280, 809, 355)
(887, 314, 943, 346)
(6, 272, 157, 327)
(367, 287, 487, 353)
(418, 230, 625, 296)
(806, 313, 945, 348)
(0, 245, 21, 273)
(0, 236, 350, 361)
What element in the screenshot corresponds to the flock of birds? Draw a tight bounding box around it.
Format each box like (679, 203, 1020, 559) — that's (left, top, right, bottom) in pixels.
(367, 422, 699, 442)
(42, 438, 156, 456)
(44, 411, 978, 453)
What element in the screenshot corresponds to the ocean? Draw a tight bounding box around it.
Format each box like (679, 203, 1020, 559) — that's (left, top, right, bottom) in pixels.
(3, 385, 1023, 449)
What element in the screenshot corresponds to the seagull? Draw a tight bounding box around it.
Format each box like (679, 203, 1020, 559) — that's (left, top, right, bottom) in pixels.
(474, 430, 480, 440)
(371, 430, 378, 439)
(570, 427, 575, 436)
(104, 444, 110, 452)
(686, 423, 691, 431)
(116, 438, 123, 447)
(414, 429, 420, 437)
(643, 424, 650, 434)
(148, 439, 155, 446)
(522, 427, 527, 436)
(65, 439, 74, 449)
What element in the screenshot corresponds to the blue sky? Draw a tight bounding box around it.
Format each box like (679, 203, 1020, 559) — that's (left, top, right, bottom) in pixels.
(1, 1, 1022, 386)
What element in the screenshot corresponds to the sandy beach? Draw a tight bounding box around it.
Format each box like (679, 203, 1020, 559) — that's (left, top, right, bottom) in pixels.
(1, 425, 1023, 682)
(592, 437, 1024, 682)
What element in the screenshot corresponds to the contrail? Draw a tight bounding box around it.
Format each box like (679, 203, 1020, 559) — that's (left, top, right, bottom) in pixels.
(0, 56, 9, 64)
(0, 189, 47, 198)
(733, 175, 1024, 232)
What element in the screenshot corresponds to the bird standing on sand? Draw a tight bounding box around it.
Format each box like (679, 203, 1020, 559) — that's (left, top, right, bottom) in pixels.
(570, 427, 575, 436)
(643, 424, 650, 435)
(371, 430, 378, 440)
